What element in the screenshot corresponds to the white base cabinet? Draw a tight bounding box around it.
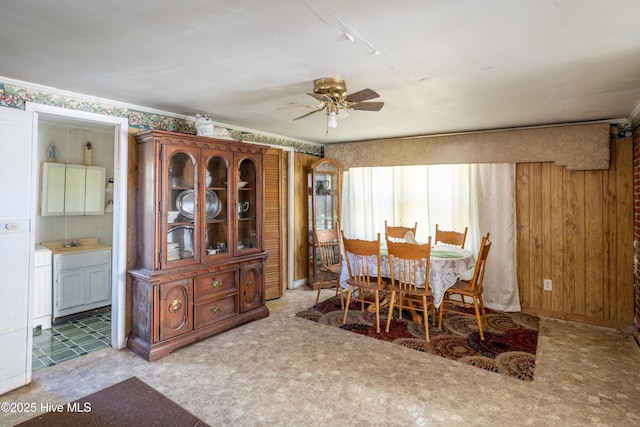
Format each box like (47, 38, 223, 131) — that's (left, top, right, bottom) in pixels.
(53, 249, 111, 321)
(33, 245, 52, 330)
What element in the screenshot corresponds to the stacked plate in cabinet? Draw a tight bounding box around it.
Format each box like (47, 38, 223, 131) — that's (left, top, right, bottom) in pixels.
(167, 243, 180, 261)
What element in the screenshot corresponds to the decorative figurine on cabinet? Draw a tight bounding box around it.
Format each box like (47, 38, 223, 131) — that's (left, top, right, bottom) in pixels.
(47, 142, 57, 162)
(195, 113, 214, 137)
(84, 142, 93, 165)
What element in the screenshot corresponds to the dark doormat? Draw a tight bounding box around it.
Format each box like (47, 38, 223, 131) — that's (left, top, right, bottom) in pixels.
(16, 376, 208, 427)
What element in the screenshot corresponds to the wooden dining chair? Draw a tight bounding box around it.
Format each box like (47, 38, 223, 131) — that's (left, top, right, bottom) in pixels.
(341, 232, 386, 333)
(438, 233, 491, 340)
(434, 224, 468, 248)
(384, 220, 418, 243)
(385, 236, 434, 342)
(314, 228, 344, 308)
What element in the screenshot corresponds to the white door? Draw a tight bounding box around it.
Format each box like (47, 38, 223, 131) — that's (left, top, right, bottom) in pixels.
(0, 107, 34, 395)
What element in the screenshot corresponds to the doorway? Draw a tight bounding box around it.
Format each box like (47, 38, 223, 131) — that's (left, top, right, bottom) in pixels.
(25, 103, 128, 367)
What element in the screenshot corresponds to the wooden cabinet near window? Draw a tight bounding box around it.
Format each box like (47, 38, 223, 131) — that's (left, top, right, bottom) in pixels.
(128, 130, 269, 361)
(307, 158, 342, 288)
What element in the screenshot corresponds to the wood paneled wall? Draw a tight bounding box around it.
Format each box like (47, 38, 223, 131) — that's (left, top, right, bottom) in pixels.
(516, 138, 634, 327)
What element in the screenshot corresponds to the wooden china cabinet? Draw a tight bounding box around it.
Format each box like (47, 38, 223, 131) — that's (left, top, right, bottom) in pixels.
(128, 130, 269, 361)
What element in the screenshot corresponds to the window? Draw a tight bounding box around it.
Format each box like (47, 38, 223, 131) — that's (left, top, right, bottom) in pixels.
(341, 163, 520, 312)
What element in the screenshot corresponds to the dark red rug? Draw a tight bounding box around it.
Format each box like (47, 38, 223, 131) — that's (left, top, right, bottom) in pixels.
(296, 295, 539, 381)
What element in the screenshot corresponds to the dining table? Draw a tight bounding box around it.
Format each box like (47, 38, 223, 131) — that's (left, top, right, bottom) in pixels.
(340, 243, 476, 310)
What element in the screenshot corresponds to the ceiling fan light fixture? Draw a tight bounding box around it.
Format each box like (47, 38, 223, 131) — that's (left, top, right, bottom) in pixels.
(327, 111, 338, 128)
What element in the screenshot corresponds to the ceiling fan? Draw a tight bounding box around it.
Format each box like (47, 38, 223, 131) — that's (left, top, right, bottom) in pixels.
(283, 78, 384, 135)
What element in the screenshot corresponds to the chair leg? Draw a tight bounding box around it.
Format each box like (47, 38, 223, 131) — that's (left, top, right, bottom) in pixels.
(315, 272, 324, 306)
(473, 297, 484, 340)
(385, 291, 396, 333)
(374, 290, 381, 333)
(342, 286, 354, 325)
(422, 295, 430, 342)
(478, 294, 487, 326)
(431, 299, 437, 327)
(337, 285, 344, 309)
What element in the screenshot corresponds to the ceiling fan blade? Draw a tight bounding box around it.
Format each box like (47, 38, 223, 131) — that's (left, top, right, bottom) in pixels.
(307, 92, 329, 101)
(350, 101, 384, 111)
(277, 103, 323, 110)
(345, 88, 379, 103)
(336, 109, 350, 120)
(293, 108, 325, 121)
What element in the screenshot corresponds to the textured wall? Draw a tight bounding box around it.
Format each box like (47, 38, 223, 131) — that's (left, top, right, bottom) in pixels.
(325, 123, 610, 171)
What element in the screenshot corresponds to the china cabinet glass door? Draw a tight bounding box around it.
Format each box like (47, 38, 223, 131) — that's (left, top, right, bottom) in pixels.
(236, 157, 258, 254)
(163, 146, 198, 268)
(307, 158, 342, 286)
(203, 151, 231, 258)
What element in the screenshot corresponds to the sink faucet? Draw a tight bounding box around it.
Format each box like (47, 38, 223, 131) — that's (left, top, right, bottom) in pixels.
(64, 240, 81, 248)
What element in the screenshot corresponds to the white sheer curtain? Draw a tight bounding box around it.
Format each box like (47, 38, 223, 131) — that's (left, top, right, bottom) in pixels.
(342, 163, 520, 311)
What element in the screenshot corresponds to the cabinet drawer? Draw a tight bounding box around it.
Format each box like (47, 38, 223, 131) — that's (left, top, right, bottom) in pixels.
(194, 270, 237, 301)
(54, 250, 111, 270)
(194, 294, 238, 329)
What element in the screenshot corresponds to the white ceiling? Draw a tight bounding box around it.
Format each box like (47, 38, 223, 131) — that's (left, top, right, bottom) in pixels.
(1, 0, 640, 144)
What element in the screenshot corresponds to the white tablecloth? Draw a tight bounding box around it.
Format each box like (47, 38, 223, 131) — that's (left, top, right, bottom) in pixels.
(340, 244, 475, 308)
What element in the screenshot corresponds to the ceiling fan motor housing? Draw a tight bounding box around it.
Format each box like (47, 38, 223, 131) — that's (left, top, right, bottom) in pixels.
(313, 78, 347, 99)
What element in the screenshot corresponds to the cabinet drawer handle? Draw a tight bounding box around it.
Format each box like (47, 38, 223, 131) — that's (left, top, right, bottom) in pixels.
(245, 279, 253, 288)
(210, 278, 222, 288)
(168, 299, 182, 313)
(210, 306, 221, 314)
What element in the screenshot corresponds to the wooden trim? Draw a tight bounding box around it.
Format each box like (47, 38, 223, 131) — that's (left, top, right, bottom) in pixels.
(521, 306, 630, 329)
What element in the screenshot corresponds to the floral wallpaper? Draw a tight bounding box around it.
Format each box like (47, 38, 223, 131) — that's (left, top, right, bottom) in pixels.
(610, 122, 635, 139)
(0, 81, 322, 156)
(1, 78, 635, 148)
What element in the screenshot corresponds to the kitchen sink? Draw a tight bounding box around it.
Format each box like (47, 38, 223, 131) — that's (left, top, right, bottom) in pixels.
(40, 237, 110, 255)
(51, 245, 109, 254)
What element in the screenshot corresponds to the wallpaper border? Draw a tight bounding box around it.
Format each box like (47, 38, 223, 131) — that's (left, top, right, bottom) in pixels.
(0, 81, 322, 156)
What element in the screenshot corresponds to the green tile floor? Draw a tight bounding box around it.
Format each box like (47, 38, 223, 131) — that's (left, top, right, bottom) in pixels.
(32, 311, 111, 372)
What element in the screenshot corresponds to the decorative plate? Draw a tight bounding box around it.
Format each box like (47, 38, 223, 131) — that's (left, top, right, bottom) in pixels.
(431, 250, 464, 259)
(176, 189, 221, 219)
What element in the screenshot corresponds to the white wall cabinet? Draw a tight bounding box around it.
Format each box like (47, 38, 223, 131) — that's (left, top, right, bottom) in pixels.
(41, 162, 106, 216)
(84, 166, 106, 214)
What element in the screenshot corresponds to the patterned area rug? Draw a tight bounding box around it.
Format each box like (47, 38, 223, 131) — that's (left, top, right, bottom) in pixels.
(296, 295, 539, 381)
